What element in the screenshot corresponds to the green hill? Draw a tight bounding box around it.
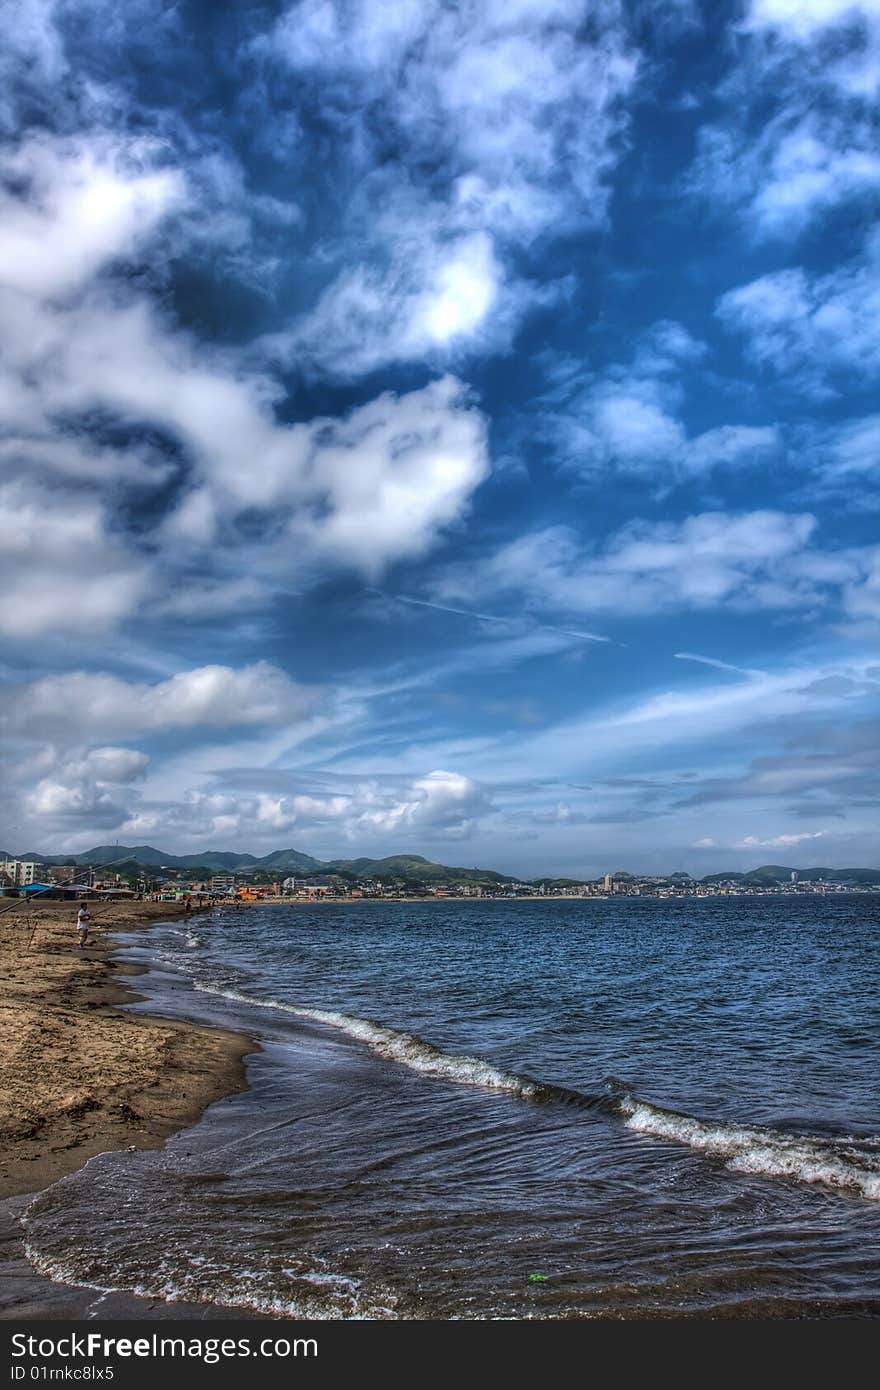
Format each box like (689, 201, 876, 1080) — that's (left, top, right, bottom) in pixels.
(324, 854, 510, 884)
(5, 845, 878, 888)
(700, 864, 880, 885)
(6, 843, 510, 884)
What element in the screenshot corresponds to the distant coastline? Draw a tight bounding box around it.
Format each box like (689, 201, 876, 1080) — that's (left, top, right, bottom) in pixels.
(3, 841, 879, 897)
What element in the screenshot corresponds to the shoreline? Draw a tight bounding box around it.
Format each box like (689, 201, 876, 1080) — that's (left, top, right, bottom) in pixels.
(0, 897, 261, 1320)
(0, 898, 257, 1202)
(219, 889, 877, 907)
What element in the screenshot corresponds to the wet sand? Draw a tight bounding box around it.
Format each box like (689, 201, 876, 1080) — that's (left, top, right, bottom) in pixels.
(0, 897, 255, 1201)
(0, 896, 260, 1320)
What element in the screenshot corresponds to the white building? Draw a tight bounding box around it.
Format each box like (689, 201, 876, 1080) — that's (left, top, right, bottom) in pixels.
(0, 860, 40, 886)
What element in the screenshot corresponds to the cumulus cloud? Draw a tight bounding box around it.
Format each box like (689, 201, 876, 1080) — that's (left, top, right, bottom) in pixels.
(255, 0, 637, 373)
(0, 480, 151, 637)
(354, 769, 490, 838)
(22, 745, 150, 830)
(261, 0, 636, 239)
(0, 117, 491, 636)
(744, 1, 872, 36)
(716, 238, 880, 394)
(1, 662, 319, 740)
(0, 132, 184, 298)
(689, 0, 880, 248)
(116, 768, 492, 847)
(285, 377, 488, 574)
(691, 111, 880, 240)
(273, 227, 513, 376)
(535, 323, 780, 481)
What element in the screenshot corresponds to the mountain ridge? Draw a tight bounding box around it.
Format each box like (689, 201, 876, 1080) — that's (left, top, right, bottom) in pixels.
(1, 843, 511, 884)
(2, 846, 879, 885)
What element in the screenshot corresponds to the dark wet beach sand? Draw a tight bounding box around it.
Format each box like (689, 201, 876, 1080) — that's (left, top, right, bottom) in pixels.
(0, 898, 257, 1320)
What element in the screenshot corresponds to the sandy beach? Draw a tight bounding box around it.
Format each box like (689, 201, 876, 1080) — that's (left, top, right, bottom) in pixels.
(0, 898, 254, 1201)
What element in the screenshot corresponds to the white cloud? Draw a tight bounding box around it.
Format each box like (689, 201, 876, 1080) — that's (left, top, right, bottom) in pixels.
(828, 413, 880, 478)
(717, 241, 880, 392)
(115, 768, 492, 847)
(742, 0, 880, 102)
(736, 830, 826, 848)
(685, 425, 780, 472)
(538, 323, 780, 481)
(437, 510, 823, 618)
(154, 576, 270, 619)
(1, 662, 318, 740)
(256, 0, 637, 373)
(744, 0, 878, 41)
(0, 133, 184, 298)
(592, 393, 684, 464)
(262, 0, 635, 239)
(283, 229, 506, 375)
(63, 747, 150, 783)
(751, 124, 880, 234)
(286, 377, 489, 575)
(0, 124, 491, 637)
(354, 769, 490, 837)
(692, 113, 880, 240)
(0, 0, 67, 129)
(689, 0, 880, 241)
(0, 479, 151, 637)
(23, 745, 150, 828)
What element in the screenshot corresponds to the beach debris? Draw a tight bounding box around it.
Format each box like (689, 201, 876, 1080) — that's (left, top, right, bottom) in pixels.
(528, 1272, 549, 1282)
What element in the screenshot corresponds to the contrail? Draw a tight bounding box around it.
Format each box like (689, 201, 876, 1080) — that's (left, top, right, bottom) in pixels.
(674, 651, 765, 676)
(370, 590, 610, 643)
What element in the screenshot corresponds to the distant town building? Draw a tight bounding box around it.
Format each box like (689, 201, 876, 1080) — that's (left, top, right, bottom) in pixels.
(211, 874, 236, 893)
(0, 860, 40, 886)
(47, 865, 82, 885)
(790, 870, 798, 883)
(604, 872, 613, 893)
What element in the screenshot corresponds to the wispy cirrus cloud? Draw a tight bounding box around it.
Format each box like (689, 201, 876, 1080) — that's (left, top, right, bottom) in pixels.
(431, 510, 846, 620)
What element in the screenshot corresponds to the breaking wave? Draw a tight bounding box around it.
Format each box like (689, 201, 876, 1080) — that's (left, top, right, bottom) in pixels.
(617, 1094, 880, 1201)
(196, 981, 880, 1201)
(20, 1231, 398, 1320)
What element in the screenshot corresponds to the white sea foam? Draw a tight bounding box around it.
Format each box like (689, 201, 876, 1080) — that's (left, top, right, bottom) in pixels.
(195, 982, 555, 1099)
(21, 1240, 396, 1320)
(618, 1095, 880, 1201)
(193, 981, 880, 1201)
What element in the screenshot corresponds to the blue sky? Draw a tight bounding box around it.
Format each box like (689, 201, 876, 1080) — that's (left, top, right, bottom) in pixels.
(2, 0, 879, 876)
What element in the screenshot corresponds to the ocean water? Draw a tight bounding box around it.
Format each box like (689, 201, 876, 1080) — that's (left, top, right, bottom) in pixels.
(21, 896, 880, 1318)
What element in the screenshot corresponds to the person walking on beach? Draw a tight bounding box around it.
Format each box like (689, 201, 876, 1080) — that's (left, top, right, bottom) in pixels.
(75, 904, 91, 948)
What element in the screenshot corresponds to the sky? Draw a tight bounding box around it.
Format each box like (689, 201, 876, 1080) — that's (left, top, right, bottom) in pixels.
(2, 0, 879, 877)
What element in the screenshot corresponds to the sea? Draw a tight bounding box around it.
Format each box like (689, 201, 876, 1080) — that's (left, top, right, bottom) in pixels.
(20, 895, 880, 1318)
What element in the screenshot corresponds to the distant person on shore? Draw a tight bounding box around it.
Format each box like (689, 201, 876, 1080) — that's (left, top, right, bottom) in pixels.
(75, 904, 91, 948)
